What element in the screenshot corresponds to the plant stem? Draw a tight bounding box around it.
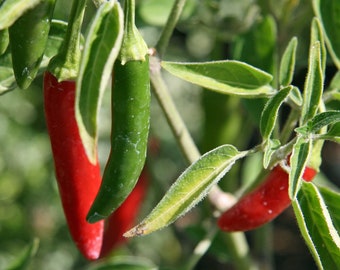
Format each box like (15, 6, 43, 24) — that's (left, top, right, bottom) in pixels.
(155, 0, 187, 57)
(150, 55, 253, 270)
(150, 56, 200, 163)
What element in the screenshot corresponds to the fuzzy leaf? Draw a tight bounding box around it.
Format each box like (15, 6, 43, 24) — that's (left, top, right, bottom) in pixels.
(0, 0, 41, 30)
(310, 17, 327, 74)
(300, 41, 323, 125)
(308, 111, 340, 133)
(313, 0, 340, 69)
(279, 37, 298, 86)
(161, 60, 274, 98)
(289, 137, 312, 199)
(124, 145, 247, 237)
(292, 183, 340, 269)
(260, 86, 292, 140)
(76, 1, 124, 164)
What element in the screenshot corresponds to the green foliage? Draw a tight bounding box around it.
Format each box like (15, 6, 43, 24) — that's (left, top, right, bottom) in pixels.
(293, 183, 340, 269)
(1, 0, 340, 269)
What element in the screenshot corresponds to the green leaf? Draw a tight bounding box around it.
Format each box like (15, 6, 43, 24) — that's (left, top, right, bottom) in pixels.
(279, 37, 298, 86)
(322, 122, 340, 143)
(260, 86, 292, 140)
(300, 41, 323, 125)
(307, 111, 340, 133)
(289, 86, 303, 106)
(0, 28, 9, 55)
(292, 183, 340, 270)
(6, 238, 39, 270)
(262, 139, 280, 169)
(124, 145, 247, 237)
(310, 17, 327, 74)
(76, 0, 124, 164)
(0, 0, 41, 30)
(318, 186, 340, 232)
(161, 60, 274, 98)
(289, 137, 312, 199)
(313, 0, 340, 69)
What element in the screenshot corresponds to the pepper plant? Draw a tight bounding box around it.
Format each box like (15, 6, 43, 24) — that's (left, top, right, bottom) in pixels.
(0, 0, 340, 269)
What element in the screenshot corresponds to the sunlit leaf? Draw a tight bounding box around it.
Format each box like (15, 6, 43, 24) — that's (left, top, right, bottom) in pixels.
(260, 86, 292, 140)
(289, 137, 312, 199)
(313, 0, 340, 69)
(310, 17, 327, 74)
(300, 41, 323, 125)
(76, 1, 124, 164)
(124, 145, 247, 237)
(293, 183, 340, 269)
(307, 111, 340, 133)
(161, 60, 274, 98)
(279, 37, 297, 86)
(0, 0, 41, 30)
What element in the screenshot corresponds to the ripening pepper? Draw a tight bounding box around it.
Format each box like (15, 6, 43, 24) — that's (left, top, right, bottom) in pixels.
(218, 164, 317, 232)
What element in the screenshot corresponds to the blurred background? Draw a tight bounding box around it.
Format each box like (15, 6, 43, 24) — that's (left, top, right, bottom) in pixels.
(0, 0, 339, 269)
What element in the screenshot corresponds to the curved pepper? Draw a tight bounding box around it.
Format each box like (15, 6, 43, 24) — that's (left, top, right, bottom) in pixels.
(218, 165, 317, 232)
(43, 71, 104, 260)
(100, 167, 149, 258)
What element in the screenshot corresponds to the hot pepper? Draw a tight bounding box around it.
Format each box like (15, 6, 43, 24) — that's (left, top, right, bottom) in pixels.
(43, 0, 104, 260)
(87, 0, 150, 223)
(9, 0, 55, 89)
(217, 164, 316, 232)
(44, 72, 104, 260)
(100, 167, 149, 258)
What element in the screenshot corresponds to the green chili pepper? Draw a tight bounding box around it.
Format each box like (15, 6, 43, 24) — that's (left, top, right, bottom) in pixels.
(9, 0, 55, 89)
(87, 0, 150, 223)
(0, 29, 9, 55)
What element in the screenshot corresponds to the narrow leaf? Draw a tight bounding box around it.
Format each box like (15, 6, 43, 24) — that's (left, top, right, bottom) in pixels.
(124, 145, 247, 237)
(161, 60, 274, 98)
(76, 1, 124, 164)
(322, 122, 340, 143)
(260, 86, 292, 140)
(279, 37, 298, 86)
(318, 186, 340, 232)
(292, 183, 340, 269)
(300, 41, 323, 125)
(289, 137, 312, 199)
(0, 0, 41, 30)
(311, 17, 327, 74)
(308, 111, 340, 133)
(313, 0, 340, 69)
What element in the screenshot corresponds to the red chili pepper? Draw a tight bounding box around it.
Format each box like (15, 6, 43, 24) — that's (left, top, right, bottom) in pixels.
(217, 165, 317, 232)
(99, 167, 149, 258)
(43, 71, 104, 260)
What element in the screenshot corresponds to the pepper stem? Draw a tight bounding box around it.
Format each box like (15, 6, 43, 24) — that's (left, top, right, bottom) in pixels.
(48, 0, 86, 81)
(119, 0, 148, 64)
